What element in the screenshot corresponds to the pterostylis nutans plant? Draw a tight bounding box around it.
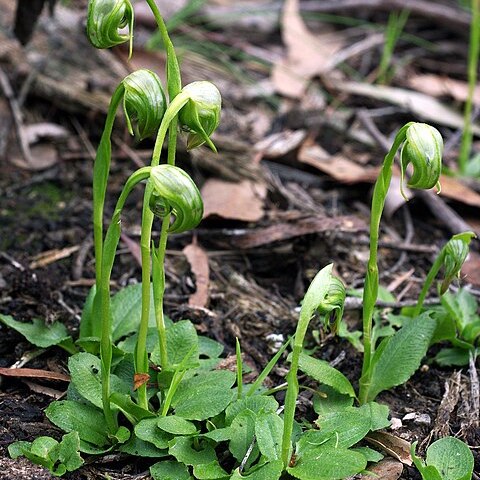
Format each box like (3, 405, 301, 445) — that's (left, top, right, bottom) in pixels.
(85, 70, 166, 338)
(412, 231, 476, 317)
(281, 264, 346, 467)
(359, 122, 443, 404)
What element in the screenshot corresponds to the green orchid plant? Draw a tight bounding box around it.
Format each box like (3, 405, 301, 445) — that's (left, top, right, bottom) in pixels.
(1, 1, 476, 479)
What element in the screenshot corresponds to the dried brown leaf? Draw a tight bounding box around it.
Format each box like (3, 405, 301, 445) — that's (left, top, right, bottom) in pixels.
(183, 242, 210, 308)
(201, 179, 267, 222)
(438, 175, 480, 208)
(0, 367, 69, 382)
(298, 141, 379, 183)
(366, 431, 412, 466)
(360, 458, 403, 479)
(408, 74, 480, 106)
(271, 0, 344, 98)
(29, 245, 80, 269)
(254, 130, 307, 158)
(335, 81, 480, 135)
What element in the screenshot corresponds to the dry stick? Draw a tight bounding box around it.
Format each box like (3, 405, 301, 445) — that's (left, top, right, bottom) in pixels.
(0, 66, 33, 165)
(357, 110, 477, 238)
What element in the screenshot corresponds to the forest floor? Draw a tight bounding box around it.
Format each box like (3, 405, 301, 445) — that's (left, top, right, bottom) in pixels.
(0, 0, 479, 479)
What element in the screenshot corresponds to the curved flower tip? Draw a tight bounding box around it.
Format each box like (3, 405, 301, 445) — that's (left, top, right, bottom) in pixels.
(122, 70, 166, 141)
(400, 123, 443, 200)
(148, 165, 204, 234)
(179, 81, 221, 152)
(87, 0, 134, 55)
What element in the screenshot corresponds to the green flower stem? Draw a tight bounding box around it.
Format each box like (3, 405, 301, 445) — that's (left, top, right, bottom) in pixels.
(99, 166, 152, 432)
(152, 214, 171, 369)
(92, 85, 124, 317)
(135, 94, 190, 406)
(459, 0, 480, 174)
(144, 0, 181, 167)
(359, 124, 412, 404)
(281, 264, 333, 468)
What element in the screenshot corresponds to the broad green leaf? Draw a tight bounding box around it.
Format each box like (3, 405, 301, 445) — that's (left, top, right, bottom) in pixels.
(111, 283, 157, 342)
(202, 427, 234, 442)
(198, 336, 224, 358)
(157, 416, 198, 435)
(152, 320, 199, 369)
(298, 353, 355, 397)
(150, 460, 191, 480)
(172, 371, 236, 420)
(30, 436, 58, 459)
(365, 314, 436, 402)
(229, 410, 257, 462)
(0, 315, 71, 349)
(358, 402, 390, 430)
(426, 437, 474, 480)
(288, 446, 367, 480)
(68, 352, 129, 409)
(225, 396, 279, 425)
(411, 441, 445, 480)
(135, 418, 171, 449)
(313, 385, 354, 415)
(313, 409, 371, 448)
(120, 435, 169, 458)
(230, 460, 283, 480)
(254, 412, 283, 461)
(53, 431, 84, 473)
(193, 461, 229, 479)
(434, 348, 470, 367)
(45, 400, 109, 447)
(110, 393, 155, 422)
(8, 437, 56, 471)
(352, 446, 383, 463)
(168, 436, 217, 466)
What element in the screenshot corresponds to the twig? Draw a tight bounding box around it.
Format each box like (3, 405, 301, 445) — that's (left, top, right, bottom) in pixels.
(0, 66, 33, 165)
(344, 296, 440, 310)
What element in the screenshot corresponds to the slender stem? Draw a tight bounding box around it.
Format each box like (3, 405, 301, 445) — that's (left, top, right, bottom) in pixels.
(152, 214, 171, 369)
(358, 124, 411, 405)
(411, 254, 444, 317)
(91, 85, 124, 338)
(99, 167, 152, 432)
(459, 0, 480, 174)
(236, 338, 243, 399)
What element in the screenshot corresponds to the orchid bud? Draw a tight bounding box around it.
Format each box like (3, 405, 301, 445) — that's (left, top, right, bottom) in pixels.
(179, 81, 221, 151)
(148, 165, 203, 234)
(87, 0, 134, 55)
(400, 123, 443, 198)
(315, 275, 346, 333)
(122, 70, 166, 141)
(440, 232, 475, 294)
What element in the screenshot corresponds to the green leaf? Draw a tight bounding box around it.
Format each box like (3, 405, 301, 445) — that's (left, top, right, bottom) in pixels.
(79, 286, 96, 339)
(434, 348, 471, 367)
(0, 315, 72, 349)
(313, 385, 354, 415)
(157, 416, 198, 435)
(426, 437, 474, 480)
(111, 284, 158, 342)
(352, 446, 384, 463)
(172, 371, 236, 420)
(312, 409, 371, 449)
(230, 460, 283, 480)
(153, 320, 199, 370)
(411, 441, 444, 480)
(288, 446, 367, 480)
(68, 352, 129, 409)
(193, 461, 229, 479)
(202, 427, 234, 442)
(150, 460, 192, 480)
(225, 396, 278, 425)
(110, 393, 155, 422)
(120, 435, 169, 458)
(365, 314, 437, 402)
(53, 431, 84, 473)
(135, 418, 171, 449)
(358, 402, 391, 430)
(45, 400, 109, 447)
(9, 437, 56, 471)
(254, 412, 283, 461)
(297, 353, 355, 397)
(168, 436, 217, 466)
(229, 410, 257, 462)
